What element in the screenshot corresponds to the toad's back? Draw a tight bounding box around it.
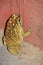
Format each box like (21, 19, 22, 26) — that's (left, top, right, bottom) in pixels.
(5, 15, 23, 44)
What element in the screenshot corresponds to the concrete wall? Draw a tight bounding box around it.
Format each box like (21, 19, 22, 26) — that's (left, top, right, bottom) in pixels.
(0, 0, 43, 49)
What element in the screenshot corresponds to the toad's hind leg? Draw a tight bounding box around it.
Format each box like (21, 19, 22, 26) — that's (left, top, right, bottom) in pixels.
(7, 44, 22, 55)
(7, 45, 18, 55)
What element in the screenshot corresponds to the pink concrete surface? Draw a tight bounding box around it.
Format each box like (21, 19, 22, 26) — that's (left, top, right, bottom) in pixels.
(0, 0, 43, 49)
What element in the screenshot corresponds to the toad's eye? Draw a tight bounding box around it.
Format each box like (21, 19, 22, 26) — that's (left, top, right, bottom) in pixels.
(18, 19, 20, 22)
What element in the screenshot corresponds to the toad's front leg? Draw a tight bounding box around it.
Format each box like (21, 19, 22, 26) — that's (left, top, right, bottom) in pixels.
(23, 28, 32, 37)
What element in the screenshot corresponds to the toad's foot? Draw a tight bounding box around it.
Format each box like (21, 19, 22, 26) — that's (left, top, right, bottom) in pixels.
(24, 27, 32, 37)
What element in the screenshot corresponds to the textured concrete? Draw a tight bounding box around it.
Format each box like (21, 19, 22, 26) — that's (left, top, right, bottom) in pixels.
(0, 30, 43, 65)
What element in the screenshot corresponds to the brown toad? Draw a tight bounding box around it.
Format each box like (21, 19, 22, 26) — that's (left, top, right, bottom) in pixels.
(2, 15, 32, 55)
